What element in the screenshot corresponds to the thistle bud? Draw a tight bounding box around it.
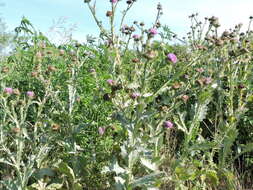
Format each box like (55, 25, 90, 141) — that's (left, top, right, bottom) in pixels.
(106, 11, 113, 17)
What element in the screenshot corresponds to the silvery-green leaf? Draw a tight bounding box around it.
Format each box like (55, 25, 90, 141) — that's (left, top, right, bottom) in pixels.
(34, 168, 55, 179)
(102, 160, 125, 175)
(142, 93, 153, 97)
(57, 162, 75, 182)
(46, 183, 63, 190)
(147, 188, 159, 190)
(73, 183, 83, 190)
(127, 83, 140, 89)
(129, 150, 139, 169)
(114, 176, 126, 190)
(131, 172, 164, 188)
(140, 158, 158, 171)
(120, 144, 128, 158)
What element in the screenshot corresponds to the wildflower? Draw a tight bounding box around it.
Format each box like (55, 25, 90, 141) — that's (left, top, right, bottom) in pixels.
(4, 87, 13, 95)
(98, 127, 105, 135)
(110, 0, 117, 3)
(149, 28, 158, 35)
(132, 34, 140, 41)
(107, 79, 116, 86)
(26, 91, 35, 98)
(163, 121, 174, 129)
(167, 53, 177, 63)
(130, 92, 141, 99)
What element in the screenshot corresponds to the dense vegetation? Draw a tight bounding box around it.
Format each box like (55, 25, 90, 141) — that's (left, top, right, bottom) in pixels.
(0, 0, 253, 189)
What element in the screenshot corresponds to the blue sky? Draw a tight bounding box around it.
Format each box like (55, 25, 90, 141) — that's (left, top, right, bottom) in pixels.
(1, 0, 253, 43)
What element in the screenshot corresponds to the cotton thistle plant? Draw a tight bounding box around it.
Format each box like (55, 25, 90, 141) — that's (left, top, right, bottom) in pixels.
(0, 85, 52, 189)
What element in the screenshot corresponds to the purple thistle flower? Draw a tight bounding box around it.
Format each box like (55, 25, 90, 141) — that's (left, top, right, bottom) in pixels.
(26, 91, 35, 98)
(132, 34, 140, 40)
(163, 121, 174, 129)
(98, 127, 105, 135)
(110, 0, 117, 3)
(107, 79, 115, 86)
(149, 28, 158, 35)
(4, 87, 13, 95)
(130, 92, 141, 99)
(167, 53, 177, 63)
(204, 77, 212, 85)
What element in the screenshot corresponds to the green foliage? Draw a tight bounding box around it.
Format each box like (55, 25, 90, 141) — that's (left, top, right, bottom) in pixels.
(0, 1, 253, 190)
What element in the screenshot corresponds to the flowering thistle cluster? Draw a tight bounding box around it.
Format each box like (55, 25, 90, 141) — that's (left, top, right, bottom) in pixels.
(3, 87, 35, 98)
(121, 25, 135, 35)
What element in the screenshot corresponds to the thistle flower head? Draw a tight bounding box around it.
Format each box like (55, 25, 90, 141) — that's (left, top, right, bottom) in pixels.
(149, 28, 158, 35)
(26, 91, 35, 98)
(167, 53, 177, 63)
(110, 0, 117, 3)
(130, 92, 141, 99)
(4, 87, 13, 95)
(132, 34, 140, 40)
(107, 79, 116, 86)
(163, 121, 174, 129)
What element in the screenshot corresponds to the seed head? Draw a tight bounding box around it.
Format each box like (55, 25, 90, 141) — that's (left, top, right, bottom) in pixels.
(132, 58, 140, 63)
(106, 11, 113, 17)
